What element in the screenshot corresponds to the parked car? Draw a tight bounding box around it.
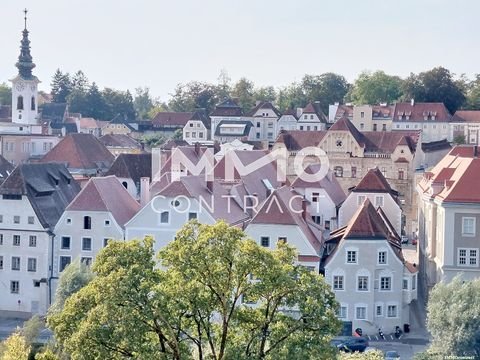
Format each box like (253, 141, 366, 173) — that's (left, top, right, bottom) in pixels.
(331, 336, 369, 352)
(385, 350, 401, 359)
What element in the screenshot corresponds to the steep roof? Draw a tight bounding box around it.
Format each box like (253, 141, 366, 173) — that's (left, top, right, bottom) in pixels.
(40, 133, 114, 172)
(210, 98, 243, 117)
(393, 102, 451, 122)
(291, 165, 346, 206)
(0, 163, 81, 229)
(67, 176, 140, 227)
(40, 103, 67, 123)
(352, 168, 396, 194)
(106, 153, 152, 184)
(247, 101, 282, 117)
(329, 116, 364, 143)
(250, 186, 323, 253)
(189, 109, 211, 129)
(275, 130, 326, 151)
(418, 145, 480, 203)
(301, 102, 327, 122)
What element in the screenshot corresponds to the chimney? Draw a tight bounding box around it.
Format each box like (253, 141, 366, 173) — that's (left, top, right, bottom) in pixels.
(206, 180, 213, 192)
(140, 177, 150, 207)
(301, 197, 308, 221)
(411, 98, 415, 106)
(195, 142, 201, 156)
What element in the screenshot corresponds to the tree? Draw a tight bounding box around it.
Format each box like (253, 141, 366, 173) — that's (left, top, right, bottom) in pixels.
(464, 74, 480, 110)
(0, 83, 11, 106)
(102, 88, 136, 121)
(402, 67, 466, 113)
(276, 82, 307, 111)
(50, 69, 72, 103)
(348, 70, 403, 105)
(254, 86, 277, 103)
(169, 82, 220, 114)
(301, 73, 350, 110)
(134, 87, 156, 120)
(49, 222, 340, 360)
(453, 134, 466, 144)
(217, 69, 232, 100)
(0, 332, 30, 360)
(231, 78, 256, 112)
(49, 258, 94, 314)
(84, 82, 108, 120)
(141, 133, 168, 148)
(426, 276, 480, 357)
(71, 70, 89, 93)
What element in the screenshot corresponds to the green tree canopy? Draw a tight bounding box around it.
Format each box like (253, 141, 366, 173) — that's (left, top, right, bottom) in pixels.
(402, 67, 466, 113)
(0, 83, 12, 106)
(348, 70, 403, 105)
(50, 69, 72, 103)
(0, 332, 30, 360)
(168, 81, 221, 114)
(134, 87, 156, 120)
(464, 74, 480, 110)
(48, 221, 340, 360)
(426, 276, 480, 357)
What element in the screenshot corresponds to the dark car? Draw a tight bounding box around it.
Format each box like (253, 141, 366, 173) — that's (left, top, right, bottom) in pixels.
(331, 336, 369, 352)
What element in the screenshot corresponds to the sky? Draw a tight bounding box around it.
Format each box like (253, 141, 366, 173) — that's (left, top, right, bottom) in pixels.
(1, 0, 479, 101)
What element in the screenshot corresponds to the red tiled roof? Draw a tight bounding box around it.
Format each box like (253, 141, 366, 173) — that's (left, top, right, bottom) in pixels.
(106, 153, 152, 184)
(99, 134, 142, 149)
(40, 133, 114, 171)
(67, 176, 140, 227)
(344, 199, 389, 238)
(451, 110, 480, 123)
(275, 130, 326, 151)
(152, 112, 193, 127)
(329, 116, 364, 144)
(393, 102, 451, 122)
(418, 145, 480, 203)
(352, 168, 395, 194)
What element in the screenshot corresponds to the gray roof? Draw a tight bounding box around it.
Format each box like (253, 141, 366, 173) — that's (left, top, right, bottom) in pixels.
(214, 120, 253, 137)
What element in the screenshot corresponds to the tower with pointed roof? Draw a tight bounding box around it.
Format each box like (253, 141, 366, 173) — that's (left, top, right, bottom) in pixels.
(10, 9, 40, 125)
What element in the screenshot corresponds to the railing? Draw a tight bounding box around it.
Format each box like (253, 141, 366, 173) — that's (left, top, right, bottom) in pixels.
(364, 153, 391, 159)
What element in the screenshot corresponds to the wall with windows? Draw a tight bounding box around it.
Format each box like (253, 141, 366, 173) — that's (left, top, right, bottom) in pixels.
(183, 120, 209, 145)
(0, 195, 50, 317)
(324, 239, 411, 334)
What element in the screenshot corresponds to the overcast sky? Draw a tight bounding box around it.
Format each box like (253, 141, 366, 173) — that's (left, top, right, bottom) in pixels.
(1, 0, 479, 101)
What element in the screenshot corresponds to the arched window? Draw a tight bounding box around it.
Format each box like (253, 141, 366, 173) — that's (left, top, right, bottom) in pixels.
(17, 96, 24, 110)
(83, 216, 92, 230)
(31, 96, 36, 110)
(122, 181, 128, 189)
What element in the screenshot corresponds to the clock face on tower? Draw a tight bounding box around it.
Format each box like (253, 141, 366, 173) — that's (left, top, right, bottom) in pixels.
(15, 82, 25, 92)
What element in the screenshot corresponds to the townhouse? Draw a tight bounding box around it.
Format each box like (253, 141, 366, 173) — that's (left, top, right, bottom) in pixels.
(450, 110, 480, 145)
(183, 110, 211, 144)
(323, 199, 417, 335)
(244, 101, 281, 142)
(209, 98, 243, 140)
(0, 163, 80, 317)
(417, 146, 480, 295)
(296, 102, 328, 131)
(351, 104, 394, 132)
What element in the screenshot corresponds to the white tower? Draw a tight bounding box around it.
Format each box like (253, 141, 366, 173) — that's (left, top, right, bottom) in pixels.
(10, 9, 40, 125)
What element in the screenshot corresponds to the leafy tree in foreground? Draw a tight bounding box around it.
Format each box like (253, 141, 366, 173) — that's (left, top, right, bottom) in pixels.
(48, 221, 340, 360)
(0, 332, 30, 360)
(426, 276, 480, 357)
(338, 350, 384, 359)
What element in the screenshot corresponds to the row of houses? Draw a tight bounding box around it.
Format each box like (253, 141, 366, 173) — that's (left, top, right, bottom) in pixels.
(0, 142, 418, 334)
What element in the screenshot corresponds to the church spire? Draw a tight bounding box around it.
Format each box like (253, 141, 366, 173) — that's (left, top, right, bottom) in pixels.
(15, 9, 36, 80)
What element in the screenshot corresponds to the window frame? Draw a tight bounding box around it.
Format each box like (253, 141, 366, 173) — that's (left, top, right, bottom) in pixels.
(82, 237, 92, 251)
(462, 217, 476, 237)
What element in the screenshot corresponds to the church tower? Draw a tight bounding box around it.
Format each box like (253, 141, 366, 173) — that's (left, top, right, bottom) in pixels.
(10, 9, 40, 125)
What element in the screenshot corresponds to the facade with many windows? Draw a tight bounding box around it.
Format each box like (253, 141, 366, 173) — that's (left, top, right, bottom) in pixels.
(323, 199, 417, 335)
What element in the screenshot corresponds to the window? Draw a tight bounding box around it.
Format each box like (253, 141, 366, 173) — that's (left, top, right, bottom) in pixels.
(104, 220, 110, 226)
(357, 276, 368, 291)
(29, 236, 37, 247)
(357, 195, 366, 206)
(311, 216, 321, 224)
(375, 196, 384, 207)
(260, 236, 270, 247)
(299, 126, 304, 130)
(14, 216, 20, 224)
(0, 215, 3, 223)
(189, 123, 194, 127)
(458, 248, 478, 267)
(310, 115, 314, 120)
(403, 279, 408, 290)
(373, 124, 377, 131)
(312, 192, 319, 202)
(412, 275, 416, 290)
(376, 305, 383, 317)
(360, 111, 365, 118)
(199, 132, 203, 138)
(268, 122, 273, 128)
(333, 275, 344, 290)
(188, 212, 197, 220)
(387, 305, 397, 318)
(61, 236, 71, 250)
(83, 216, 92, 230)
(82, 237, 92, 251)
(66, 218, 72, 225)
(462, 217, 476, 236)
(256, 132, 260, 139)
(185, 132, 190, 138)
(0, 256, 3, 269)
(334, 166, 343, 177)
(337, 306, 347, 319)
(0, 234, 2, 245)
(10, 281, 19, 294)
(11, 257, 20, 270)
(27, 258, 37, 272)
(380, 277, 391, 290)
(17, 96, 24, 110)
(31, 96, 36, 110)
(160, 211, 169, 224)
(13, 235, 20, 246)
(398, 168, 405, 180)
(347, 250, 357, 263)
(81, 257, 92, 266)
(378, 251, 386, 264)
(351, 166, 357, 178)
(103, 238, 110, 247)
(381, 167, 387, 177)
(355, 306, 367, 320)
(277, 237, 287, 245)
(28, 216, 34, 224)
(324, 220, 331, 230)
(59, 256, 71, 272)
(382, 124, 386, 131)
(192, 132, 196, 138)
(256, 122, 261, 128)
